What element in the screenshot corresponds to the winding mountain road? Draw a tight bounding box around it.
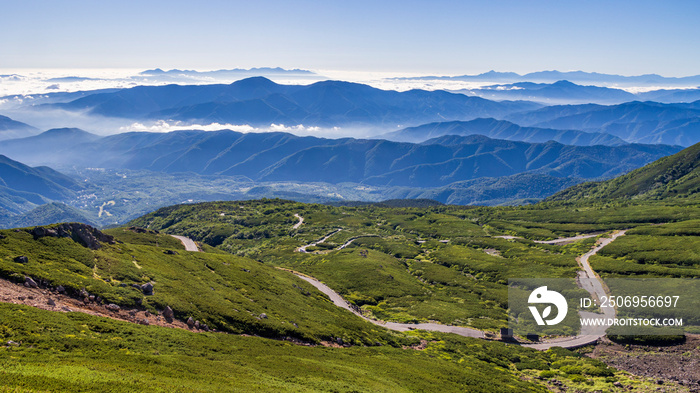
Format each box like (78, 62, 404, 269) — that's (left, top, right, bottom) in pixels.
(286, 270, 485, 338)
(172, 223, 626, 350)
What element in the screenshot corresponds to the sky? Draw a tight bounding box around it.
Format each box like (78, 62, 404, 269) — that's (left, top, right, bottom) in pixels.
(2, 0, 700, 77)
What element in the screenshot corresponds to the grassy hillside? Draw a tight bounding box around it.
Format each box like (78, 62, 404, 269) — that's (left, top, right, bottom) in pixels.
(548, 141, 700, 201)
(0, 223, 401, 345)
(3, 302, 659, 392)
(129, 198, 700, 331)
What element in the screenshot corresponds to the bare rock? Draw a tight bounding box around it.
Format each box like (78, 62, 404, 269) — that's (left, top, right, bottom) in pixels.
(163, 250, 178, 255)
(13, 256, 29, 264)
(141, 282, 154, 296)
(259, 313, 268, 319)
(194, 320, 200, 329)
(30, 223, 115, 250)
(137, 319, 150, 325)
(47, 298, 56, 306)
(56, 285, 65, 293)
(24, 277, 38, 288)
(105, 303, 120, 312)
(162, 306, 174, 323)
(187, 317, 195, 328)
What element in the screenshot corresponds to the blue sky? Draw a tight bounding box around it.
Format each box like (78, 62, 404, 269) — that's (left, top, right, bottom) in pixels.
(2, 0, 699, 76)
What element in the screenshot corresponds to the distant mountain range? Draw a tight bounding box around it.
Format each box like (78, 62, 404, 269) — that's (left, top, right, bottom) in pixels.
(505, 101, 700, 146)
(0, 128, 681, 189)
(0, 154, 83, 223)
(394, 70, 700, 87)
(139, 67, 317, 77)
(452, 80, 700, 105)
(453, 80, 635, 105)
(380, 118, 626, 146)
(46, 77, 541, 129)
(0, 115, 38, 141)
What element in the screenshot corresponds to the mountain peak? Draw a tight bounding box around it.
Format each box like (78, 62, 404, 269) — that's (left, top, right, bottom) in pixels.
(230, 76, 278, 87)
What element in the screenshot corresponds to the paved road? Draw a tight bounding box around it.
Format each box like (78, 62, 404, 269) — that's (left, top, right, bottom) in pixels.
(171, 235, 200, 252)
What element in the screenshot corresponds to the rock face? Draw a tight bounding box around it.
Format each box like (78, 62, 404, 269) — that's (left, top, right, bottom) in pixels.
(187, 317, 195, 328)
(14, 256, 29, 264)
(162, 306, 174, 323)
(29, 223, 115, 250)
(141, 282, 154, 296)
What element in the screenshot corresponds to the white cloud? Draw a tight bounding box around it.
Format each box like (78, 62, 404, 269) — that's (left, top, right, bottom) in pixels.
(119, 120, 325, 134)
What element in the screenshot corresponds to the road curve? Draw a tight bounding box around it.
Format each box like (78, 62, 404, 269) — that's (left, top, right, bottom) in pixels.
(523, 231, 626, 350)
(171, 235, 200, 252)
(171, 231, 625, 349)
(296, 229, 342, 253)
(285, 269, 485, 339)
(292, 214, 304, 230)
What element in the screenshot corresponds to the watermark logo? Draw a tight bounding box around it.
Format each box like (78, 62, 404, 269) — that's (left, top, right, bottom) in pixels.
(528, 286, 568, 326)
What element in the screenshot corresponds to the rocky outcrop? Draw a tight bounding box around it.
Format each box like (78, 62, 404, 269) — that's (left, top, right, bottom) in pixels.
(105, 303, 120, 312)
(13, 256, 28, 264)
(162, 306, 174, 323)
(187, 317, 195, 328)
(24, 276, 38, 288)
(141, 282, 154, 296)
(29, 223, 115, 250)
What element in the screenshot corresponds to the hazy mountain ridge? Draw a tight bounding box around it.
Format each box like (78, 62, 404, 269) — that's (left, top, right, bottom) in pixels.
(506, 100, 700, 146)
(0, 155, 84, 224)
(0, 115, 39, 141)
(380, 118, 626, 145)
(47, 77, 541, 128)
(0, 129, 679, 189)
(453, 80, 640, 105)
(394, 70, 700, 87)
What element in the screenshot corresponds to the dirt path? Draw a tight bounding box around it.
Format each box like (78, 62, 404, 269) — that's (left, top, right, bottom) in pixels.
(337, 235, 380, 250)
(292, 214, 304, 230)
(496, 232, 604, 245)
(523, 231, 626, 350)
(282, 268, 485, 339)
(171, 235, 200, 252)
(290, 230, 628, 349)
(295, 229, 342, 253)
(533, 232, 605, 245)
